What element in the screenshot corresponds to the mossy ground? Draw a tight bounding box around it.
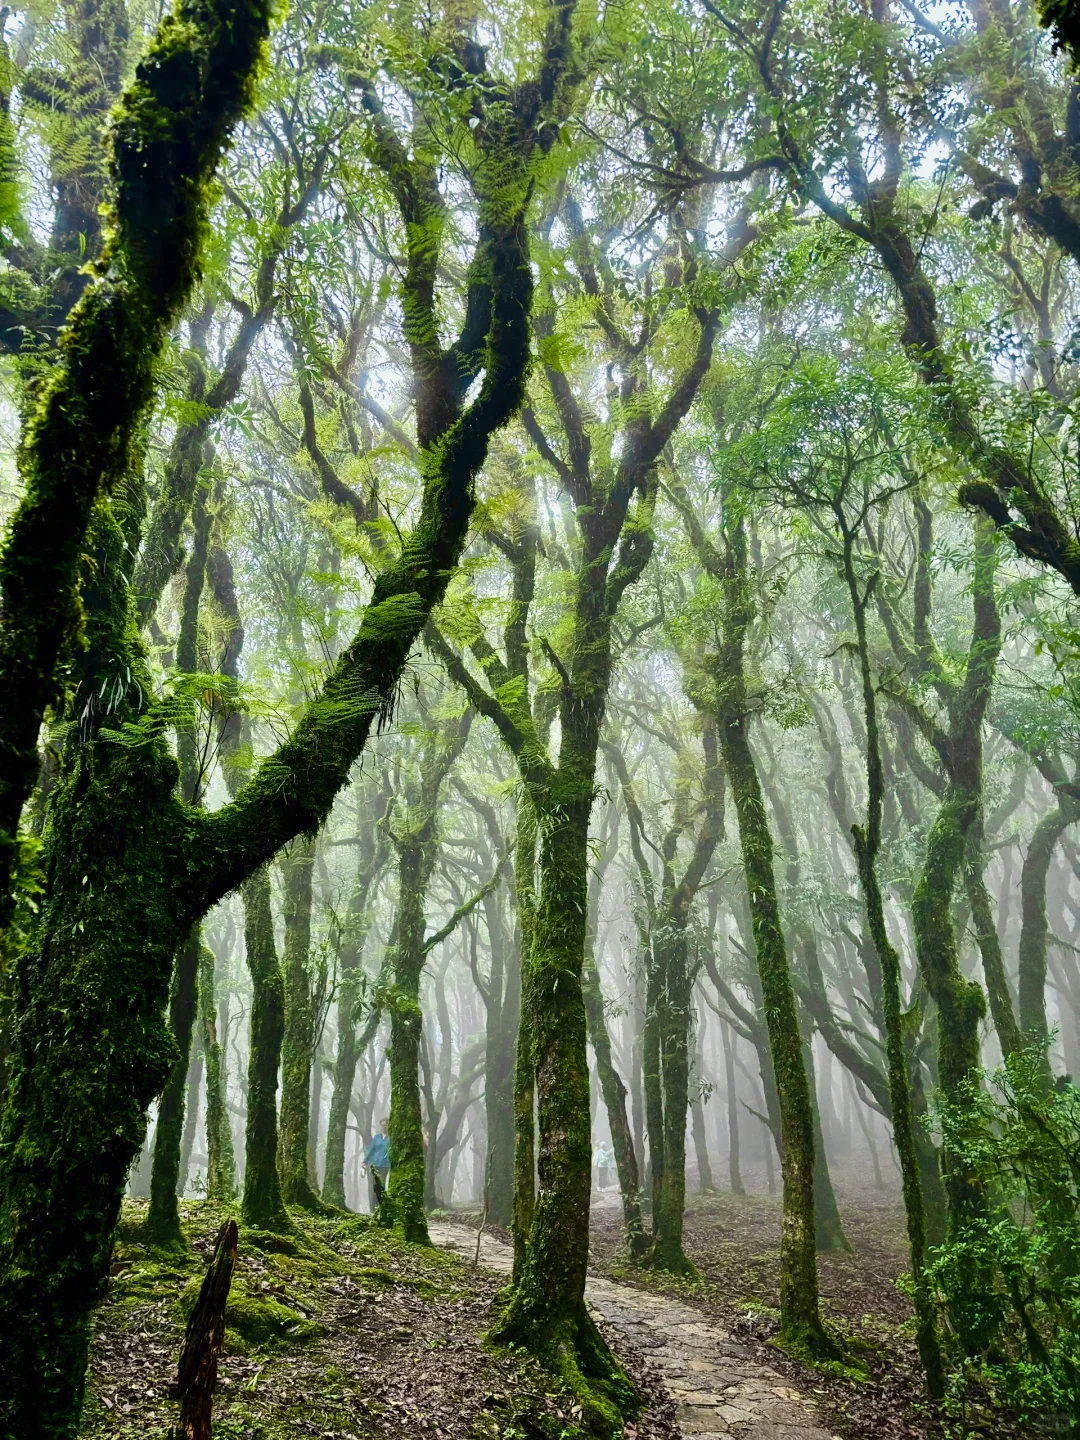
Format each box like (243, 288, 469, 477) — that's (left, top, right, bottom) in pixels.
(81, 1199, 656, 1440)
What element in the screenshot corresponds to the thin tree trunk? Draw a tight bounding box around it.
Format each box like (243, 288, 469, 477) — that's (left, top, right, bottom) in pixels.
(512, 797, 538, 1284)
(720, 1018, 745, 1196)
(1019, 799, 1080, 1046)
(714, 514, 833, 1358)
(839, 505, 945, 1396)
(148, 927, 203, 1244)
(278, 838, 320, 1208)
(583, 950, 647, 1253)
(200, 943, 235, 1202)
(178, 1044, 205, 1200)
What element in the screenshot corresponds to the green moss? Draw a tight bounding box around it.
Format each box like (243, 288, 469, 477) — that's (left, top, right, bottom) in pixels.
(179, 1275, 319, 1348)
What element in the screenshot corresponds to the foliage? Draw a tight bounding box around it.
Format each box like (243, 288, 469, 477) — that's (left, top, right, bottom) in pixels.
(926, 1048, 1080, 1424)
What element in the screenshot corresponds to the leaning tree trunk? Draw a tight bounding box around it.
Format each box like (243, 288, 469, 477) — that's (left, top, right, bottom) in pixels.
(583, 949, 647, 1255)
(0, 147, 537, 1440)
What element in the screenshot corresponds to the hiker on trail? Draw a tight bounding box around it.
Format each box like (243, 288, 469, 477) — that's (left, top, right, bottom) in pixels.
(594, 1140, 614, 1191)
(363, 1117, 390, 1206)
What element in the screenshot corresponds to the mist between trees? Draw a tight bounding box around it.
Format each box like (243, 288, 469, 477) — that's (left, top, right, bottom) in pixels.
(3, 0, 1080, 1435)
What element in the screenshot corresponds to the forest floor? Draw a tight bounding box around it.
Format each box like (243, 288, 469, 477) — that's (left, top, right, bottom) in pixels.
(81, 1198, 678, 1440)
(84, 1174, 1025, 1440)
(581, 1168, 1020, 1440)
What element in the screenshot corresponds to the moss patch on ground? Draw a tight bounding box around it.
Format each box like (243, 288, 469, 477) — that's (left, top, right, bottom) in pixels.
(80, 1199, 675, 1440)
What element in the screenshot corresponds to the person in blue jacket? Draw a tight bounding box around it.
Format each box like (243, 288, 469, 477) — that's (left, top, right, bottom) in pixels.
(363, 1117, 390, 1206)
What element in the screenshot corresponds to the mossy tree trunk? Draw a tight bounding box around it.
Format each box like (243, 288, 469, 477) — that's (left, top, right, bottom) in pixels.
(239, 860, 290, 1232)
(0, 59, 544, 1430)
(199, 942, 235, 1203)
(148, 926, 203, 1244)
(582, 950, 647, 1254)
(483, 883, 519, 1227)
(207, 548, 291, 1233)
(511, 794, 538, 1283)
(455, 782, 519, 1228)
(277, 837, 320, 1209)
(178, 1041, 204, 1200)
(322, 779, 391, 1208)
(147, 469, 211, 1247)
(385, 838, 436, 1244)
(487, 309, 719, 1422)
(709, 508, 834, 1359)
(651, 722, 724, 1272)
(904, 517, 1000, 1233)
(384, 711, 471, 1242)
(759, 762, 850, 1256)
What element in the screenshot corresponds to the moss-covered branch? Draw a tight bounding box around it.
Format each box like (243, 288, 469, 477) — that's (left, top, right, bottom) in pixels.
(0, 0, 274, 907)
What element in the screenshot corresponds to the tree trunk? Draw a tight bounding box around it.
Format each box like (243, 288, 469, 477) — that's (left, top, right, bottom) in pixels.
(803, 1025, 849, 1254)
(715, 515, 833, 1359)
(840, 510, 946, 1396)
(653, 924, 695, 1272)
(240, 865, 289, 1232)
(720, 1018, 744, 1195)
(385, 834, 434, 1244)
(483, 886, 518, 1228)
(323, 989, 359, 1209)
(178, 1043, 205, 1201)
(512, 797, 538, 1284)
(148, 926, 203, 1245)
(642, 943, 665, 1225)
(278, 838, 321, 1208)
(175, 1219, 238, 1440)
(199, 943, 235, 1202)
(1019, 799, 1080, 1046)
(491, 803, 633, 1430)
(582, 950, 647, 1254)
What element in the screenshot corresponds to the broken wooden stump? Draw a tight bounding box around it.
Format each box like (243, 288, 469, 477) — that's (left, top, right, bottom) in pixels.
(175, 1219, 238, 1440)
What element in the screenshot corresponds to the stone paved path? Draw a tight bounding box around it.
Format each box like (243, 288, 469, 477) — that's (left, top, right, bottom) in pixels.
(428, 1222, 838, 1440)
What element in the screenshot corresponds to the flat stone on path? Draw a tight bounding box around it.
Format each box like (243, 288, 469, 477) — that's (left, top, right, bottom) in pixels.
(428, 1223, 838, 1440)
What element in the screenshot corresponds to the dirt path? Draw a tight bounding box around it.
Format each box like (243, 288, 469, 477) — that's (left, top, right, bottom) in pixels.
(428, 1221, 839, 1440)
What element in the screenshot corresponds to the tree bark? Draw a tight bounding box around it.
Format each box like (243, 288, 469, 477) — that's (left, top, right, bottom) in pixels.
(199, 943, 235, 1203)
(175, 1219, 238, 1440)
(278, 838, 321, 1208)
(713, 513, 833, 1359)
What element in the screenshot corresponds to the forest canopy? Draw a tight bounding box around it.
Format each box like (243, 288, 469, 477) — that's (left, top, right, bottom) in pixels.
(2, 0, 1080, 1436)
